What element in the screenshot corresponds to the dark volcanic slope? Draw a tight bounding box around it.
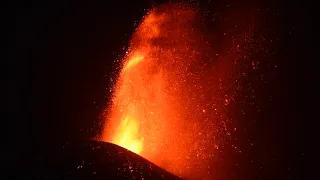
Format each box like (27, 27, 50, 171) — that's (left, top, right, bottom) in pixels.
(14, 140, 182, 180)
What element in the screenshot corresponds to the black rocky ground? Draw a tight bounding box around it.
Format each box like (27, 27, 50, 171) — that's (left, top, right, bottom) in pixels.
(8, 140, 182, 180)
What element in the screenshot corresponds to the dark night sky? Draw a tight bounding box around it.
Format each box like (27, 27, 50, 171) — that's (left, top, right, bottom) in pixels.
(7, 0, 311, 179)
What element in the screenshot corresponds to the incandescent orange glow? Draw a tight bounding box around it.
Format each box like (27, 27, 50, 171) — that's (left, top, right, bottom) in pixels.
(123, 55, 144, 72)
(101, 3, 254, 179)
(112, 115, 143, 154)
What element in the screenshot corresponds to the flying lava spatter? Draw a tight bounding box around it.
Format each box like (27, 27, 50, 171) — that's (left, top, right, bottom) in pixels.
(102, 3, 255, 179)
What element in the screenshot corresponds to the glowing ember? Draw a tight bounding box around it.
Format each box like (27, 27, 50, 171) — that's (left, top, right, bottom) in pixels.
(102, 3, 254, 179)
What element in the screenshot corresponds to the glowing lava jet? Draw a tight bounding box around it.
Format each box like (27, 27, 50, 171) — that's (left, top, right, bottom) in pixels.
(102, 3, 254, 179)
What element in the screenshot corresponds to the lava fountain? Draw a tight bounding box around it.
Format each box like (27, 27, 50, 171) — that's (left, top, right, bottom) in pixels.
(102, 3, 254, 179)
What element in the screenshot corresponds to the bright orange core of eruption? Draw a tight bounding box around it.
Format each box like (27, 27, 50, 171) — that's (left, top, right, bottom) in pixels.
(112, 115, 143, 154)
(101, 3, 240, 179)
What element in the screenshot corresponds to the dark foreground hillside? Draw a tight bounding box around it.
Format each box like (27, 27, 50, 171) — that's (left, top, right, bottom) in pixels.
(8, 140, 182, 180)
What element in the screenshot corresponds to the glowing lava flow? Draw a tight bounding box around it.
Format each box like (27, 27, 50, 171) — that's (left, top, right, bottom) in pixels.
(102, 3, 254, 179)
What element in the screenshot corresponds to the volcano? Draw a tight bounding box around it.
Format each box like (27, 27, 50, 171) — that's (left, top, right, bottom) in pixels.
(8, 140, 182, 180)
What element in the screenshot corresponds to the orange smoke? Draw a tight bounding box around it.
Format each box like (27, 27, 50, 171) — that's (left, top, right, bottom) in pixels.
(102, 3, 253, 179)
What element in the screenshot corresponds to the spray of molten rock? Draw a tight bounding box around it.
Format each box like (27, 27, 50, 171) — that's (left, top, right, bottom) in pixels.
(102, 3, 253, 179)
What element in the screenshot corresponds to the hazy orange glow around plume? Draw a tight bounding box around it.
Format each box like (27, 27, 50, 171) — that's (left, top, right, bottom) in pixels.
(102, 3, 254, 179)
